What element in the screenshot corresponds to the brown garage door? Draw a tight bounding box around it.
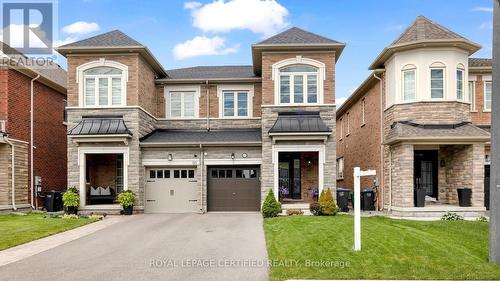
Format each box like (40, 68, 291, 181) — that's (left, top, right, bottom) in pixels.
(208, 166, 260, 211)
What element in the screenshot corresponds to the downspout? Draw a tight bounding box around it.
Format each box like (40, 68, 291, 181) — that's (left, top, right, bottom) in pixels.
(205, 80, 210, 131)
(199, 144, 204, 213)
(3, 135, 16, 211)
(373, 71, 384, 211)
(30, 74, 40, 209)
(388, 148, 392, 211)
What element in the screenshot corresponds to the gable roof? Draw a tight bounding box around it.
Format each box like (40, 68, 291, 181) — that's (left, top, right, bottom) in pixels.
(161, 65, 259, 82)
(252, 27, 345, 75)
(0, 42, 67, 92)
(370, 16, 481, 69)
(57, 30, 167, 77)
(469, 57, 492, 68)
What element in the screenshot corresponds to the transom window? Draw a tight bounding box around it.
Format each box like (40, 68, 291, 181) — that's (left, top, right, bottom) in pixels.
(223, 91, 248, 117)
(484, 81, 492, 111)
(169, 91, 196, 118)
(456, 69, 464, 100)
(83, 66, 124, 106)
(402, 69, 416, 101)
(278, 64, 318, 104)
(149, 169, 195, 179)
(430, 68, 445, 99)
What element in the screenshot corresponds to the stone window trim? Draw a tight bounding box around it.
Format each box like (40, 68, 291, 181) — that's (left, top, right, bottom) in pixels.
(271, 56, 326, 105)
(76, 59, 129, 108)
(484, 80, 492, 112)
(164, 85, 201, 119)
(216, 84, 254, 118)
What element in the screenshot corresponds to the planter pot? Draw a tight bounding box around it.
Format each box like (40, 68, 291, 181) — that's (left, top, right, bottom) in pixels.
(414, 188, 426, 207)
(123, 205, 133, 215)
(457, 188, 472, 207)
(65, 206, 78, 215)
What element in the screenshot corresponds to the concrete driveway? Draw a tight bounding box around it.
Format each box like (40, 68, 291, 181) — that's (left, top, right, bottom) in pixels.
(0, 213, 268, 281)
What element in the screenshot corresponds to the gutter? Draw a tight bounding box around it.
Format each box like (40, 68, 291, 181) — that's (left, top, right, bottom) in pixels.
(3, 135, 16, 210)
(373, 71, 384, 211)
(30, 74, 40, 209)
(199, 144, 204, 213)
(206, 80, 210, 131)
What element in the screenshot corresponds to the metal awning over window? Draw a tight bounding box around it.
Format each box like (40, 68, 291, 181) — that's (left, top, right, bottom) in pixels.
(269, 112, 331, 134)
(68, 116, 132, 136)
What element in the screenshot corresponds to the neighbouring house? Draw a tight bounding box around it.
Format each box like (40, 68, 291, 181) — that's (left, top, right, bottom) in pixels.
(336, 16, 492, 218)
(0, 42, 68, 212)
(57, 27, 344, 214)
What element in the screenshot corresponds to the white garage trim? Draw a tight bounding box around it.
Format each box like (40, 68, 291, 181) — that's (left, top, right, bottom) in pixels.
(204, 158, 262, 165)
(142, 159, 200, 166)
(77, 147, 129, 208)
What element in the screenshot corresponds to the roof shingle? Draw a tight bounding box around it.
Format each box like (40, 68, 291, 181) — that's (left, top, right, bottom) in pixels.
(256, 27, 341, 45)
(469, 57, 492, 68)
(165, 65, 257, 80)
(58, 30, 143, 48)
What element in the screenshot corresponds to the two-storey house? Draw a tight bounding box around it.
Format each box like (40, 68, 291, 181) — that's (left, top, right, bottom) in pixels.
(336, 16, 491, 218)
(58, 27, 344, 213)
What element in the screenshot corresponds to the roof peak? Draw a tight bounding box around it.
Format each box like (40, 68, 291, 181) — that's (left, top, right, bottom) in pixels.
(255, 26, 342, 45)
(58, 29, 144, 49)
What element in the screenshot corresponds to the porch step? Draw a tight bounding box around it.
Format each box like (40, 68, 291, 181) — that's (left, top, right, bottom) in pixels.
(281, 203, 312, 216)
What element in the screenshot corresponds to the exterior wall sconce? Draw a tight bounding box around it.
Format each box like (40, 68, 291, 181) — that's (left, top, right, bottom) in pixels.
(168, 154, 173, 161)
(231, 153, 235, 159)
(242, 153, 248, 158)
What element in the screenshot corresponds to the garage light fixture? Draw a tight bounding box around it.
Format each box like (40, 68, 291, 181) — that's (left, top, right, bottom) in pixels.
(231, 153, 235, 159)
(168, 154, 173, 161)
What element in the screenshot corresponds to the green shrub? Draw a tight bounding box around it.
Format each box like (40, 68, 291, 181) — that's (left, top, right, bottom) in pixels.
(309, 202, 321, 216)
(441, 212, 464, 221)
(62, 187, 79, 207)
(318, 188, 338, 216)
(262, 190, 281, 218)
(477, 216, 488, 222)
(117, 190, 135, 207)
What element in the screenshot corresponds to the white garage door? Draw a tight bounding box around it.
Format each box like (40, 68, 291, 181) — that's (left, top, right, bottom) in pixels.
(145, 168, 199, 213)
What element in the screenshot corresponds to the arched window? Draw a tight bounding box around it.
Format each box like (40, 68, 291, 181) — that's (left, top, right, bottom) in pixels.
(278, 64, 319, 104)
(456, 63, 465, 101)
(402, 64, 416, 101)
(76, 59, 128, 107)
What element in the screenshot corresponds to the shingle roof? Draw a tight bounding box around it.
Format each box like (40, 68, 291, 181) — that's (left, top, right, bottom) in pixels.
(165, 65, 258, 80)
(256, 27, 341, 45)
(58, 30, 143, 48)
(0, 42, 67, 89)
(469, 58, 492, 68)
(385, 121, 490, 144)
(269, 112, 331, 134)
(68, 117, 132, 136)
(391, 16, 469, 46)
(140, 129, 262, 145)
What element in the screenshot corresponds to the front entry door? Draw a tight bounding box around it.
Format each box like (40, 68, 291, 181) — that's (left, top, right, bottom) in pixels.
(278, 153, 301, 200)
(414, 150, 438, 199)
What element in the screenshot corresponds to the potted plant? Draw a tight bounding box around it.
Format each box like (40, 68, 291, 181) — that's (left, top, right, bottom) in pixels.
(117, 190, 135, 215)
(62, 187, 79, 215)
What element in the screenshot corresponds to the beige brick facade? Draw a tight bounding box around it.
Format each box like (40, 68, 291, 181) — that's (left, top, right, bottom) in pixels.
(0, 141, 29, 208)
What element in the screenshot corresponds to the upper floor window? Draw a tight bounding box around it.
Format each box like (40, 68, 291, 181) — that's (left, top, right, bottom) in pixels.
(165, 85, 200, 119)
(469, 81, 476, 111)
(361, 98, 366, 126)
(279, 64, 318, 104)
(402, 67, 416, 101)
(484, 81, 492, 112)
(223, 91, 248, 117)
(456, 67, 464, 100)
(337, 157, 344, 180)
(346, 112, 350, 136)
(430, 67, 445, 99)
(84, 67, 124, 106)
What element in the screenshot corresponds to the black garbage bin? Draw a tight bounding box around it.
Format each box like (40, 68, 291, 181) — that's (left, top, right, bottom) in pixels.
(336, 188, 351, 212)
(44, 191, 63, 212)
(414, 187, 426, 207)
(457, 188, 472, 207)
(360, 189, 375, 211)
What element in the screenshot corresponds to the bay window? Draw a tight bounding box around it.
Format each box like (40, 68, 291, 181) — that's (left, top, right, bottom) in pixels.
(402, 69, 416, 101)
(430, 68, 444, 99)
(278, 64, 319, 104)
(223, 91, 249, 117)
(83, 67, 124, 106)
(484, 81, 492, 111)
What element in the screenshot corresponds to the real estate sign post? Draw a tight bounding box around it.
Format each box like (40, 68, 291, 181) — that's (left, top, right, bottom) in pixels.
(353, 167, 376, 251)
(490, 0, 500, 264)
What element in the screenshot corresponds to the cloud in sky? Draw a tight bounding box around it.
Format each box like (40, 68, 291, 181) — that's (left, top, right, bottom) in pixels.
(479, 21, 493, 30)
(173, 35, 238, 60)
(472, 6, 493, 13)
(185, 0, 289, 36)
(62, 21, 100, 35)
(336, 96, 348, 107)
(385, 24, 404, 31)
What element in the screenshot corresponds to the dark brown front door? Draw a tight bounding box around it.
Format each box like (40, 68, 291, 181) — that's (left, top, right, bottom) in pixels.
(207, 166, 260, 211)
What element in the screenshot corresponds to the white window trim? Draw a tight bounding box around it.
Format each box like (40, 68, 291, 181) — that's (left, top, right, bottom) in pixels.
(77, 147, 129, 208)
(401, 67, 417, 102)
(346, 112, 350, 136)
(164, 85, 200, 119)
(339, 117, 343, 140)
(76, 59, 128, 107)
(216, 84, 254, 118)
(429, 66, 446, 100)
(272, 56, 325, 105)
(484, 81, 492, 112)
(361, 98, 366, 126)
(469, 81, 477, 111)
(337, 157, 344, 180)
(456, 68, 465, 101)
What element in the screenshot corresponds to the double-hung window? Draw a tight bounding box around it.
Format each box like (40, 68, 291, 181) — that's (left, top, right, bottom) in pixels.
(430, 68, 445, 99)
(223, 91, 249, 117)
(468, 81, 476, 111)
(402, 69, 416, 101)
(337, 157, 344, 180)
(361, 98, 366, 126)
(484, 81, 492, 111)
(169, 91, 196, 118)
(278, 64, 319, 104)
(456, 69, 464, 100)
(83, 67, 123, 106)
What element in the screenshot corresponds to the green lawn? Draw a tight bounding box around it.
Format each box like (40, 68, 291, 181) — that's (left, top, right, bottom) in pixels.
(0, 214, 95, 251)
(264, 215, 500, 280)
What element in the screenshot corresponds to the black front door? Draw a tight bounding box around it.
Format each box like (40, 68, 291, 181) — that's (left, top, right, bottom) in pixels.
(278, 153, 301, 200)
(414, 150, 438, 199)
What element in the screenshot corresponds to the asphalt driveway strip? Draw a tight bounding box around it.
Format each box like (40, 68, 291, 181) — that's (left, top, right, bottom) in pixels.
(0, 213, 269, 281)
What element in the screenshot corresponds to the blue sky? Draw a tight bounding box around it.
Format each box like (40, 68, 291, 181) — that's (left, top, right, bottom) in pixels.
(55, 0, 494, 104)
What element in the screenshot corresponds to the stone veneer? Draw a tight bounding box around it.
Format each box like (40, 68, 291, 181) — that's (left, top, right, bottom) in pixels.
(0, 140, 29, 208)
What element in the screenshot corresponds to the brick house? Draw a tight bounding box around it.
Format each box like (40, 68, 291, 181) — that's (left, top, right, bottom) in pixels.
(336, 16, 492, 218)
(0, 43, 67, 211)
(57, 27, 344, 213)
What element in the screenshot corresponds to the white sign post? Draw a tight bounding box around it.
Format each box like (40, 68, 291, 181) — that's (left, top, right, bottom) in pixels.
(353, 167, 376, 251)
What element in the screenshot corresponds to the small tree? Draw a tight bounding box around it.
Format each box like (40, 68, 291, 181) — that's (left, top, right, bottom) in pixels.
(262, 190, 281, 218)
(318, 188, 338, 216)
